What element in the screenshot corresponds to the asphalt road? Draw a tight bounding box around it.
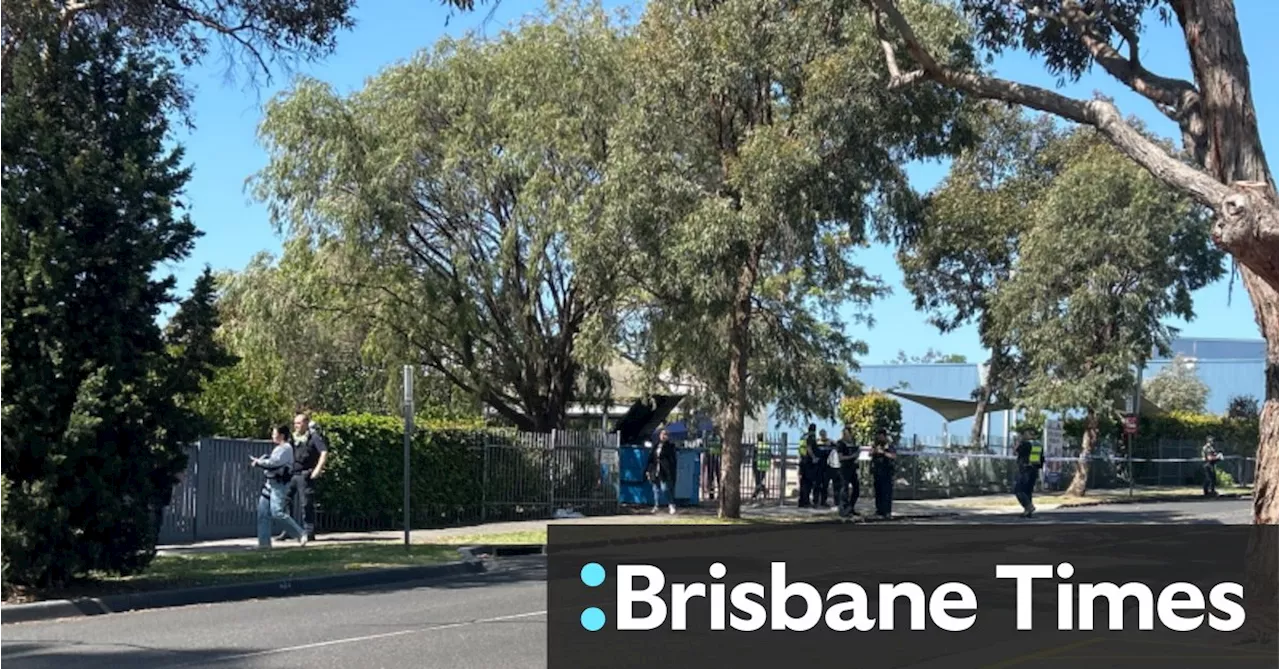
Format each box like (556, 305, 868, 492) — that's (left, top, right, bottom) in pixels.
(1, 499, 1261, 669)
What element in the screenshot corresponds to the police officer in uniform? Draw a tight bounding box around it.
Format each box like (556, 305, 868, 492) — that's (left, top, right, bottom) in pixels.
(812, 429, 834, 508)
(798, 424, 818, 507)
(1014, 428, 1043, 518)
(752, 434, 771, 501)
(834, 426, 860, 518)
(280, 412, 328, 541)
(1202, 435, 1221, 497)
(869, 428, 896, 518)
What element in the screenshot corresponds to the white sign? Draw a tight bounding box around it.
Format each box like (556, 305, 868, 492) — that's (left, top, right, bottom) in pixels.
(1043, 419, 1065, 472)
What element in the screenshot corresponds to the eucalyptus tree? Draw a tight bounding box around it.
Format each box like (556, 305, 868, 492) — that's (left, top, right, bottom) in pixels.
(602, 0, 975, 517)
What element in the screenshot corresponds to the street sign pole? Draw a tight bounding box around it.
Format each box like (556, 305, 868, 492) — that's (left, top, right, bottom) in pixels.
(403, 365, 414, 550)
(1129, 364, 1143, 498)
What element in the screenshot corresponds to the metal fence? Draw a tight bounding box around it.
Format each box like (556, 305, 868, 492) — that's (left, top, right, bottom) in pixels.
(875, 437, 1256, 501)
(690, 432, 789, 506)
(159, 431, 621, 544)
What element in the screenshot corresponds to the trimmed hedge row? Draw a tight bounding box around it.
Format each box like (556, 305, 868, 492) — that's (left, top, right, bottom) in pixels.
(1056, 411, 1259, 455)
(311, 414, 613, 530)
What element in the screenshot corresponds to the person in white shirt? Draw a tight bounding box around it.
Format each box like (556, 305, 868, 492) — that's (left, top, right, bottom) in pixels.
(253, 425, 309, 548)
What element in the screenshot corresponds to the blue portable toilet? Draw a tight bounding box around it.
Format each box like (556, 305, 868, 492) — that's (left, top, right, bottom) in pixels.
(613, 395, 700, 507)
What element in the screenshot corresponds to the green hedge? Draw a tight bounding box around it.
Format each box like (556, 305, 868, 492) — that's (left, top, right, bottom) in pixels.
(1056, 411, 1259, 456)
(311, 414, 613, 530)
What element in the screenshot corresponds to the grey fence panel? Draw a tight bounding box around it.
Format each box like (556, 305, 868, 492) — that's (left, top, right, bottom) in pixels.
(158, 443, 199, 544)
(196, 437, 274, 540)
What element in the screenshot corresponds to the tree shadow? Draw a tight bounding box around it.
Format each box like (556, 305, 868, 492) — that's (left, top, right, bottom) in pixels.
(1, 639, 265, 669)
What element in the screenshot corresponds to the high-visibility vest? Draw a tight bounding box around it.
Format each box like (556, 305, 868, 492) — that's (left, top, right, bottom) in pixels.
(1028, 443, 1043, 466)
(756, 443, 770, 471)
(707, 436, 722, 457)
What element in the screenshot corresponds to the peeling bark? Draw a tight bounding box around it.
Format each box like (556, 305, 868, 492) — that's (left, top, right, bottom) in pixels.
(1067, 409, 1099, 497)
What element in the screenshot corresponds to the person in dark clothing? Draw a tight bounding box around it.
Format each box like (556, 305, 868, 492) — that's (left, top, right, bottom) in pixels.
(797, 424, 818, 508)
(834, 427, 861, 518)
(278, 412, 328, 541)
(702, 431, 722, 501)
(869, 428, 896, 518)
(1013, 428, 1044, 518)
(647, 429, 678, 515)
(812, 429, 834, 508)
(1202, 436, 1221, 497)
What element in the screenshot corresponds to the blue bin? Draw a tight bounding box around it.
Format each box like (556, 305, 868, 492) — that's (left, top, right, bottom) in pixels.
(617, 446, 701, 507)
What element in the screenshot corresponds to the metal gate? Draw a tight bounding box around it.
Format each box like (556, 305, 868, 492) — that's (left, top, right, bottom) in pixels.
(694, 432, 789, 506)
(481, 430, 620, 522)
(158, 437, 276, 544)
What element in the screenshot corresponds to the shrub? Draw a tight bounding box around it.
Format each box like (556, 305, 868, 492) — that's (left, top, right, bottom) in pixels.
(0, 475, 10, 596)
(839, 393, 904, 445)
(312, 414, 562, 528)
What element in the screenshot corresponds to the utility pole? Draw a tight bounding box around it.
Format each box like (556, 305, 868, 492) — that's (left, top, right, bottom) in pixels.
(1129, 363, 1143, 498)
(403, 365, 414, 550)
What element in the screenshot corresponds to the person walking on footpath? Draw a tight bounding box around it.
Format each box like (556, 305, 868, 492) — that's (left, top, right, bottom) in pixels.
(254, 425, 308, 549)
(647, 428, 678, 515)
(834, 427, 861, 519)
(1013, 428, 1044, 518)
(278, 412, 329, 541)
(1202, 435, 1222, 497)
(869, 428, 897, 518)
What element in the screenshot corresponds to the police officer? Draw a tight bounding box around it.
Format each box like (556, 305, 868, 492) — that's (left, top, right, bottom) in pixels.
(703, 431, 722, 501)
(812, 429, 834, 508)
(869, 428, 896, 518)
(1202, 435, 1221, 497)
(752, 434, 771, 501)
(798, 424, 817, 507)
(834, 426, 860, 518)
(1014, 428, 1043, 518)
(280, 412, 328, 541)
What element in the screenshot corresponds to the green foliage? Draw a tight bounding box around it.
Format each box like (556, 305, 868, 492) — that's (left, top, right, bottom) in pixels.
(890, 349, 968, 364)
(312, 413, 606, 527)
(1142, 356, 1209, 413)
(839, 393, 905, 445)
(1226, 395, 1261, 421)
(1, 29, 233, 587)
(1, 475, 11, 594)
(252, 3, 628, 430)
(605, 0, 976, 436)
(990, 129, 1225, 417)
(1060, 410, 1260, 457)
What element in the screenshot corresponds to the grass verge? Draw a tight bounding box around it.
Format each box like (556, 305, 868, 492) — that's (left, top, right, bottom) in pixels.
(5, 543, 459, 604)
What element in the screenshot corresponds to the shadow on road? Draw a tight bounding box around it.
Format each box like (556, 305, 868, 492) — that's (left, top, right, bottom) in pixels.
(1, 639, 266, 669)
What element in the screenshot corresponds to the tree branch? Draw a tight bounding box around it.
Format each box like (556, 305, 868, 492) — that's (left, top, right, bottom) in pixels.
(868, 0, 1228, 211)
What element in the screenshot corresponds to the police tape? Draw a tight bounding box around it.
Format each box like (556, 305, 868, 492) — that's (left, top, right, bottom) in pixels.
(892, 452, 1253, 464)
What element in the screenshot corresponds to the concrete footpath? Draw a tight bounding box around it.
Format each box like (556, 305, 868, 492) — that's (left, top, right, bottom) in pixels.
(155, 487, 1244, 556)
(2, 490, 1245, 625)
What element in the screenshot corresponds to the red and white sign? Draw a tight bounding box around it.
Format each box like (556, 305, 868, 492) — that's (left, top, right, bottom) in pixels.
(1122, 415, 1139, 435)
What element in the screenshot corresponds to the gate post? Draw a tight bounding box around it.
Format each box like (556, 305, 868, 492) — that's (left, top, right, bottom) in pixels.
(778, 433, 788, 507)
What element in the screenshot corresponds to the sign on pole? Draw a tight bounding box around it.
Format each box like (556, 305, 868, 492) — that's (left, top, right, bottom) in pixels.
(403, 365, 414, 549)
(1122, 415, 1138, 435)
(1043, 419, 1065, 477)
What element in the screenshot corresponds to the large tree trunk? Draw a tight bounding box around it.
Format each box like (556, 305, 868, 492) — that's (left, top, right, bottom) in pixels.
(1066, 409, 1099, 497)
(719, 245, 762, 519)
(1175, 0, 1278, 641)
(869, 0, 1276, 640)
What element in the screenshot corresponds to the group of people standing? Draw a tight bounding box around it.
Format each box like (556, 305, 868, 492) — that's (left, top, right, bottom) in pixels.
(797, 424, 897, 518)
(250, 413, 330, 549)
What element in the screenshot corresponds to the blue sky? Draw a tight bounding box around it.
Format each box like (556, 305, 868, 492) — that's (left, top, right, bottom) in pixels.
(168, 0, 1277, 369)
